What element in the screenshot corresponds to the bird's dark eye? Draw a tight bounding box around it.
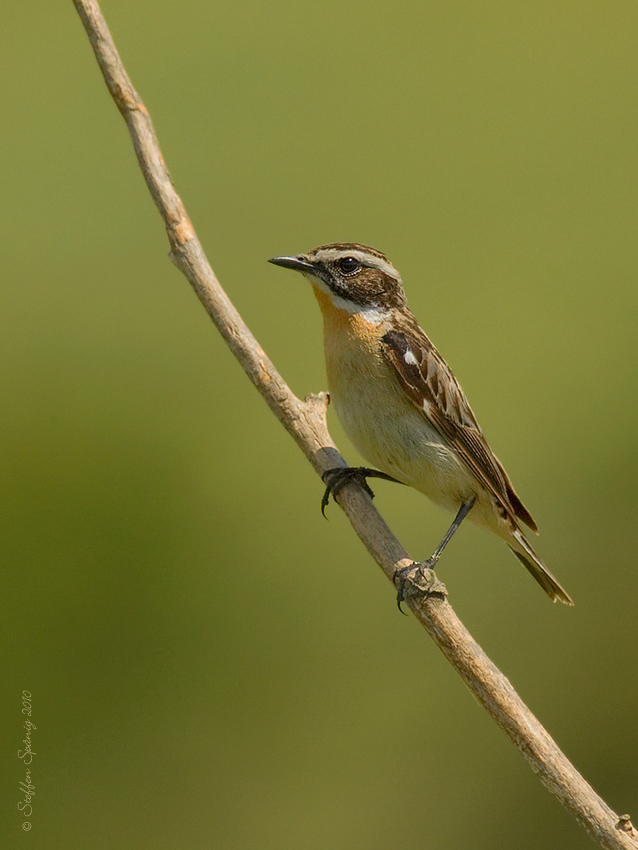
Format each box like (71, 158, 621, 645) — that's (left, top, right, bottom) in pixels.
(338, 256, 360, 274)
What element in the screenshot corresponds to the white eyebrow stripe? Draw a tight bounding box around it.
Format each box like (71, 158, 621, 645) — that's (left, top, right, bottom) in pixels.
(310, 248, 402, 282)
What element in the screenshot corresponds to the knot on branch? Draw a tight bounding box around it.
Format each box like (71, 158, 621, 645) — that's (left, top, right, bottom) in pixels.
(616, 815, 636, 837)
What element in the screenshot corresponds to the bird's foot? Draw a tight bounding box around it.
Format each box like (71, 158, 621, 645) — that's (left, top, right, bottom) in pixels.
(393, 560, 447, 613)
(320, 467, 400, 517)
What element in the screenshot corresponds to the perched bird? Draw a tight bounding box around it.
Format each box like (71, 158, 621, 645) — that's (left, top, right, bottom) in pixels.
(269, 243, 573, 605)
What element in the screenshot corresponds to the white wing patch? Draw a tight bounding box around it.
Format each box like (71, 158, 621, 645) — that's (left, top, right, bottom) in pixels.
(403, 349, 418, 366)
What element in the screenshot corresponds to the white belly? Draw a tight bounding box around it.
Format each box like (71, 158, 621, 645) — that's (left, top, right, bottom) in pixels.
(326, 345, 477, 515)
(313, 286, 510, 541)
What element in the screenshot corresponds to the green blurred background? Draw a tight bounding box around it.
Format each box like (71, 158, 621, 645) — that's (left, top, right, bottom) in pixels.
(2, 2, 637, 847)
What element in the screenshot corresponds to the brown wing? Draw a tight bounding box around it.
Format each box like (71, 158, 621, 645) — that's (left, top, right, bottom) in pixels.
(381, 325, 537, 532)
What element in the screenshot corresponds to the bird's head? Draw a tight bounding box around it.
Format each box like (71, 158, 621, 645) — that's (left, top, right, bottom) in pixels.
(269, 243, 407, 322)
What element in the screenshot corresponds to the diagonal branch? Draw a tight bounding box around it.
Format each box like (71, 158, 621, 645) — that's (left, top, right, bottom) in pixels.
(72, 2, 636, 847)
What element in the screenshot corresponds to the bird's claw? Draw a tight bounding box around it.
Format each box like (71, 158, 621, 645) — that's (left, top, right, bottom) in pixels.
(320, 467, 378, 517)
(393, 561, 447, 612)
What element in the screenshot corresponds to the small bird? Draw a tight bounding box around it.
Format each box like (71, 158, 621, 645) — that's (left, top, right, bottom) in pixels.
(269, 243, 573, 605)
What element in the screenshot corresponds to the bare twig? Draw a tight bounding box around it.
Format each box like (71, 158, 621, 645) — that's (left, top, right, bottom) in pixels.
(72, 2, 636, 847)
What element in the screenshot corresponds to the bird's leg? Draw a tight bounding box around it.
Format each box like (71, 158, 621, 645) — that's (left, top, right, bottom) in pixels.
(394, 497, 477, 610)
(428, 496, 477, 564)
(321, 467, 402, 517)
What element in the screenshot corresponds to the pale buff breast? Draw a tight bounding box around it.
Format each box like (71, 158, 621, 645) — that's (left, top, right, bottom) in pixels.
(312, 286, 480, 515)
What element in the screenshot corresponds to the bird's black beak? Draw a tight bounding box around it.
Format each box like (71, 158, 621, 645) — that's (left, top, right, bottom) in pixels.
(268, 255, 317, 274)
